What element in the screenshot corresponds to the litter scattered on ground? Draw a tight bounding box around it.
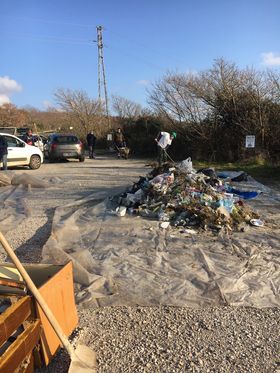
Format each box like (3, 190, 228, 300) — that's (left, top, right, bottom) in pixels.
(160, 221, 170, 229)
(112, 161, 262, 232)
(250, 218, 264, 227)
(180, 228, 197, 235)
(116, 206, 127, 217)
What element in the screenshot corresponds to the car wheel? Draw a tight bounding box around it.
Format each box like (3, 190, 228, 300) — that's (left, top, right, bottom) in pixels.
(29, 155, 41, 170)
(79, 156, 85, 162)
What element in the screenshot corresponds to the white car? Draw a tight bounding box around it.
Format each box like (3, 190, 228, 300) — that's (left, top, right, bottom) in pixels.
(0, 133, 44, 170)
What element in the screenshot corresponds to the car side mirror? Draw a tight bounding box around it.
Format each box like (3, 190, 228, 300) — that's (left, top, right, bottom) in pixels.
(20, 142, 26, 147)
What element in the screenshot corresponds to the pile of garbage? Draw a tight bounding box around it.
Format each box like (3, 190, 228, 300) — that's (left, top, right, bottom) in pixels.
(114, 159, 261, 232)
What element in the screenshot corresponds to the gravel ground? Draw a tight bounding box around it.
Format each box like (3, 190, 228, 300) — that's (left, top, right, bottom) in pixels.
(1, 156, 280, 373)
(78, 306, 280, 373)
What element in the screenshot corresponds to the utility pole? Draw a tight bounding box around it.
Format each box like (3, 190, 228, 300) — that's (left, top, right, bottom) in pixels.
(96, 25, 111, 129)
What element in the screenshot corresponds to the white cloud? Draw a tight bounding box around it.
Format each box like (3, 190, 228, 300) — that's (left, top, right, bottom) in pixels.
(0, 76, 22, 106)
(137, 79, 150, 86)
(0, 94, 10, 105)
(261, 52, 280, 66)
(0, 76, 22, 94)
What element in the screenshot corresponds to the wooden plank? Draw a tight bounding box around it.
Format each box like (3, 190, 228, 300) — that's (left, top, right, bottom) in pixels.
(0, 320, 41, 373)
(0, 277, 26, 290)
(0, 296, 31, 347)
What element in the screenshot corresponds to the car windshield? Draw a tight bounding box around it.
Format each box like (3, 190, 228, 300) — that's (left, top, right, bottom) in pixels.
(54, 136, 79, 144)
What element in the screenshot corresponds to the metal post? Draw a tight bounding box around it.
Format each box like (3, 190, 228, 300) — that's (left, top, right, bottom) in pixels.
(96, 26, 111, 129)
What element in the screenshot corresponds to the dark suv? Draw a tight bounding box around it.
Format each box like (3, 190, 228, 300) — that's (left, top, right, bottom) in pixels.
(45, 134, 85, 162)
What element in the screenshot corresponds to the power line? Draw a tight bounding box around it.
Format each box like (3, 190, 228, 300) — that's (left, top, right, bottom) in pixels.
(106, 28, 188, 68)
(0, 15, 94, 28)
(107, 44, 165, 71)
(0, 32, 92, 46)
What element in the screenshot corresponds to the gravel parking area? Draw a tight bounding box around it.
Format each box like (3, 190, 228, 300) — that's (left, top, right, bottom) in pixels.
(78, 306, 280, 373)
(1, 156, 279, 373)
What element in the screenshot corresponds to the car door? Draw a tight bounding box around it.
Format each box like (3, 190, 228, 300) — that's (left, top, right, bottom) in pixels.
(5, 135, 28, 166)
(44, 137, 52, 158)
(32, 134, 44, 152)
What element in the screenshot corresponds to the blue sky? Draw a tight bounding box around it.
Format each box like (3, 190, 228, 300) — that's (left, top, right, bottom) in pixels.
(0, 0, 280, 110)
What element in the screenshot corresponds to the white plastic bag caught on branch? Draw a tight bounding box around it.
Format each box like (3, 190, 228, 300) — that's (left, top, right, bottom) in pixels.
(178, 157, 193, 173)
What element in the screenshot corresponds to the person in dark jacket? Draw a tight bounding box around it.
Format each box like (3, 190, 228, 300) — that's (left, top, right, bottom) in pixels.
(86, 131, 96, 159)
(0, 135, 8, 170)
(22, 129, 34, 145)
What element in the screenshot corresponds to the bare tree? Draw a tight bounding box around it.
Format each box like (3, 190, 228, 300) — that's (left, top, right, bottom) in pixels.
(148, 71, 211, 139)
(267, 69, 280, 103)
(24, 106, 69, 132)
(263, 70, 280, 159)
(189, 59, 244, 122)
(148, 58, 280, 160)
(54, 88, 104, 135)
(112, 95, 143, 121)
(0, 103, 29, 127)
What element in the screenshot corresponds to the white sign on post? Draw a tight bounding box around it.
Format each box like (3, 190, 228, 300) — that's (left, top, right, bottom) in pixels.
(245, 135, 255, 148)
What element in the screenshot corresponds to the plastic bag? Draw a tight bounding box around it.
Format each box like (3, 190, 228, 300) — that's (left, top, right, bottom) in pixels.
(178, 157, 193, 173)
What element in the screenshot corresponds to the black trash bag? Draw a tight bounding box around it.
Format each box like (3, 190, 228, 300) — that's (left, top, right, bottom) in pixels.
(231, 172, 248, 182)
(197, 168, 217, 178)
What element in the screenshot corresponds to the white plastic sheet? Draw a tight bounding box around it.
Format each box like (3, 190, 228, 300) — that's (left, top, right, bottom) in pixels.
(41, 176, 280, 308)
(0, 172, 48, 233)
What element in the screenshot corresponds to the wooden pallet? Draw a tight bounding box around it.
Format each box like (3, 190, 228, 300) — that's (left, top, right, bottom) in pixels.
(0, 296, 41, 372)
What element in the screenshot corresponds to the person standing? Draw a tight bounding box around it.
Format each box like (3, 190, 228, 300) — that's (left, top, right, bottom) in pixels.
(0, 135, 8, 170)
(113, 128, 126, 158)
(155, 131, 177, 165)
(86, 131, 96, 159)
(22, 129, 34, 145)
